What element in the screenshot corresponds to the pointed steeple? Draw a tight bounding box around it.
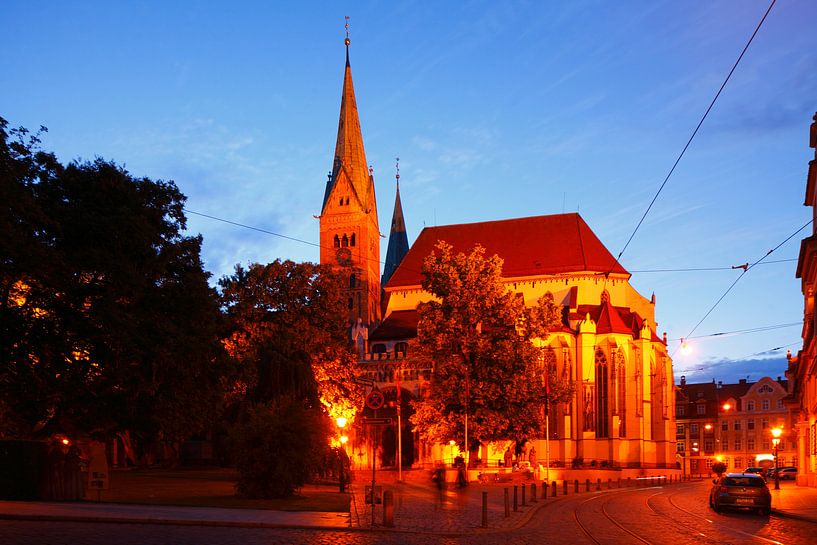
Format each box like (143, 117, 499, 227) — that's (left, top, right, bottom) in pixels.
(322, 28, 375, 215)
(382, 159, 409, 286)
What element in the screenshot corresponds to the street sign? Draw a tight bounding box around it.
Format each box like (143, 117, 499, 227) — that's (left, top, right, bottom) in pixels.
(366, 388, 385, 410)
(361, 417, 392, 425)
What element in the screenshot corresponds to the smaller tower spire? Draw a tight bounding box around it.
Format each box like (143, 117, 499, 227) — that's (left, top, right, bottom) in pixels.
(382, 159, 410, 287)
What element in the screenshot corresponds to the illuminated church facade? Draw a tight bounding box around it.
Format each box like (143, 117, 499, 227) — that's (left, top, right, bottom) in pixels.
(318, 36, 676, 472)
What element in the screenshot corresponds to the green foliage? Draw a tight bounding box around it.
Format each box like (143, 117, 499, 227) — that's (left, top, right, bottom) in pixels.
(230, 397, 332, 498)
(218, 260, 362, 409)
(0, 117, 226, 444)
(410, 241, 572, 449)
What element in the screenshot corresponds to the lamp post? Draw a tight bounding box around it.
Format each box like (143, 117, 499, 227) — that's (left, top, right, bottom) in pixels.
(771, 427, 782, 490)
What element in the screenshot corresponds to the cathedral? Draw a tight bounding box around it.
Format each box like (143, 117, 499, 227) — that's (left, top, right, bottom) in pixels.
(319, 35, 676, 473)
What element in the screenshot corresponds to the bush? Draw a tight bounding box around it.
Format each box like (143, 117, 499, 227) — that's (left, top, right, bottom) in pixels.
(712, 462, 727, 475)
(231, 398, 331, 498)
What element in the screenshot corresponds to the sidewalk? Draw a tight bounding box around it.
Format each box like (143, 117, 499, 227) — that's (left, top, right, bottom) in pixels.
(770, 481, 817, 522)
(2, 477, 817, 533)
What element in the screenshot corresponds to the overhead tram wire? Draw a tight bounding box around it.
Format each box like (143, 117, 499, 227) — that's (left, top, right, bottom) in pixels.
(602, 0, 777, 285)
(667, 321, 801, 342)
(630, 258, 796, 273)
(676, 341, 801, 375)
(184, 207, 422, 276)
(673, 217, 814, 357)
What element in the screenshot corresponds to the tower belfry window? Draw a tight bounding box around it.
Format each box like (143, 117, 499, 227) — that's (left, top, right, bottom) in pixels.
(350, 233, 356, 246)
(333, 235, 340, 248)
(342, 234, 349, 247)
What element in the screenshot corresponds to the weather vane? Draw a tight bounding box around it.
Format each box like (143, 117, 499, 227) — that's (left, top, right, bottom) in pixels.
(345, 16, 350, 46)
(395, 157, 400, 182)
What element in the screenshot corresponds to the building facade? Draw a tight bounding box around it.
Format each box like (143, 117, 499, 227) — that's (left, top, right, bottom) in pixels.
(788, 112, 817, 486)
(319, 37, 676, 471)
(675, 376, 794, 475)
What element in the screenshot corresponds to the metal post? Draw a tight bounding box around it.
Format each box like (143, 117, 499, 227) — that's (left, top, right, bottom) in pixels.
(383, 490, 394, 527)
(552, 481, 557, 497)
(482, 491, 488, 527)
(596, 478, 601, 491)
(513, 485, 518, 511)
(522, 483, 526, 506)
(585, 479, 590, 492)
(531, 483, 537, 502)
(396, 368, 402, 483)
(774, 442, 780, 490)
(504, 487, 510, 517)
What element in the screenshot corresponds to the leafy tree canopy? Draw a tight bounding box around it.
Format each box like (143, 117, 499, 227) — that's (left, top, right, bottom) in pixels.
(218, 260, 363, 418)
(0, 117, 225, 445)
(410, 241, 572, 450)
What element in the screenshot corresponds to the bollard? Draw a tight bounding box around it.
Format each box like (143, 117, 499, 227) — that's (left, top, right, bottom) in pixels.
(504, 487, 510, 517)
(596, 478, 601, 491)
(482, 491, 488, 528)
(522, 483, 526, 507)
(531, 483, 538, 502)
(574, 479, 579, 493)
(552, 481, 557, 497)
(607, 478, 612, 489)
(383, 490, 394, 528)
(563, 480, 568, 495)
(513, 485, 518, 512)
(585, 479, 590, 492)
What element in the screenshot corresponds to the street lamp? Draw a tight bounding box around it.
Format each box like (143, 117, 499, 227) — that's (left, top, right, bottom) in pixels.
(771, 427, 782, 490)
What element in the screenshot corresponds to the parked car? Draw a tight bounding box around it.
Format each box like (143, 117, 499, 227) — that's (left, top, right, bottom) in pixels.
(710, 473, 771, 515)
(777, 467, 797, 480)
(743, 467, 767, 478)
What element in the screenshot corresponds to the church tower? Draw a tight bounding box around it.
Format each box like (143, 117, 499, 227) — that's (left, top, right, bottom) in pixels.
(382, 159, 409, 287)
(319, 28, 381, 327)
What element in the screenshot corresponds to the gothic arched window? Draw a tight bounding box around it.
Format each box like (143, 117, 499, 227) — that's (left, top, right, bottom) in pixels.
(342, 234, 349, 247)
(349, 273, 356, 288)
(595, 348, 609, 438)
(350, 233, 356, 246)
(333, 235, 340, 248)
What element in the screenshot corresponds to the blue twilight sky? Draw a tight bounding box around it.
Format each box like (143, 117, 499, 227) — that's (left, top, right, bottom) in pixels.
(2, 1, 816, 385)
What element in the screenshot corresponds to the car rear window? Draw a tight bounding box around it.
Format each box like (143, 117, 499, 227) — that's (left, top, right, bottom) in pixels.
(723, 477, 764, 487)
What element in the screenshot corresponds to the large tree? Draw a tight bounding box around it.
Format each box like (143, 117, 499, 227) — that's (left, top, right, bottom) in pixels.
(218, 260, 363, 497)
(410, 241, 572, 451)
(0, 117, 226, 451)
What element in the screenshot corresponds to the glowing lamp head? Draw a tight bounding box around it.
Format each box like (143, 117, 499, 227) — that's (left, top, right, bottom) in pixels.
(771, 427, 782, 439)
(722, 403, 732, 411)
(340, 435, 348, 444)
(679, 338, 692, 355)
(705, 424, 712, 431)
(336, 417, 347, 429)
(61, 438, 70, 446)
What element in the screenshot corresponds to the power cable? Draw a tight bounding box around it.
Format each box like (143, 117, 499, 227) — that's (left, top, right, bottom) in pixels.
(668, 322, 800, 342)
(673, 217, 813, 356)
(606, 0, 777, 277)
(630, 258, 795, 273)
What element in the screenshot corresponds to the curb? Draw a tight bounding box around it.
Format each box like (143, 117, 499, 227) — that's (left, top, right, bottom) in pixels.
(0, 512, 354, 532)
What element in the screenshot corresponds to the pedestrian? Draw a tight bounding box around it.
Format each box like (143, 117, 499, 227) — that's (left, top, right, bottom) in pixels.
(503, 446, 512, 468)
(529, 447, 537, 464)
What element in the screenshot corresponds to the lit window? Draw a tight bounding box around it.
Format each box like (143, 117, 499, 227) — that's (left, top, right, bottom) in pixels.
(676, 442, 685, 452)
(676, 424, 685, 435)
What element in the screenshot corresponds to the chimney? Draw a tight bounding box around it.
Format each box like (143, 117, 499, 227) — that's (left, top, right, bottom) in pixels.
(680, 375, 686, 386)
(739, 378, 747, 385)
(718, 381, 722, 389)
(778, 376, 782, 382)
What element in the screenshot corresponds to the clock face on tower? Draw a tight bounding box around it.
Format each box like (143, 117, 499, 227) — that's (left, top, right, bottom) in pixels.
(336, 247, 352, 265)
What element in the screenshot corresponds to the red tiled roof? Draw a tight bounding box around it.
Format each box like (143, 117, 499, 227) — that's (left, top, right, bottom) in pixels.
(386, 213, 628, 288)
(369, 309, 418, 341)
